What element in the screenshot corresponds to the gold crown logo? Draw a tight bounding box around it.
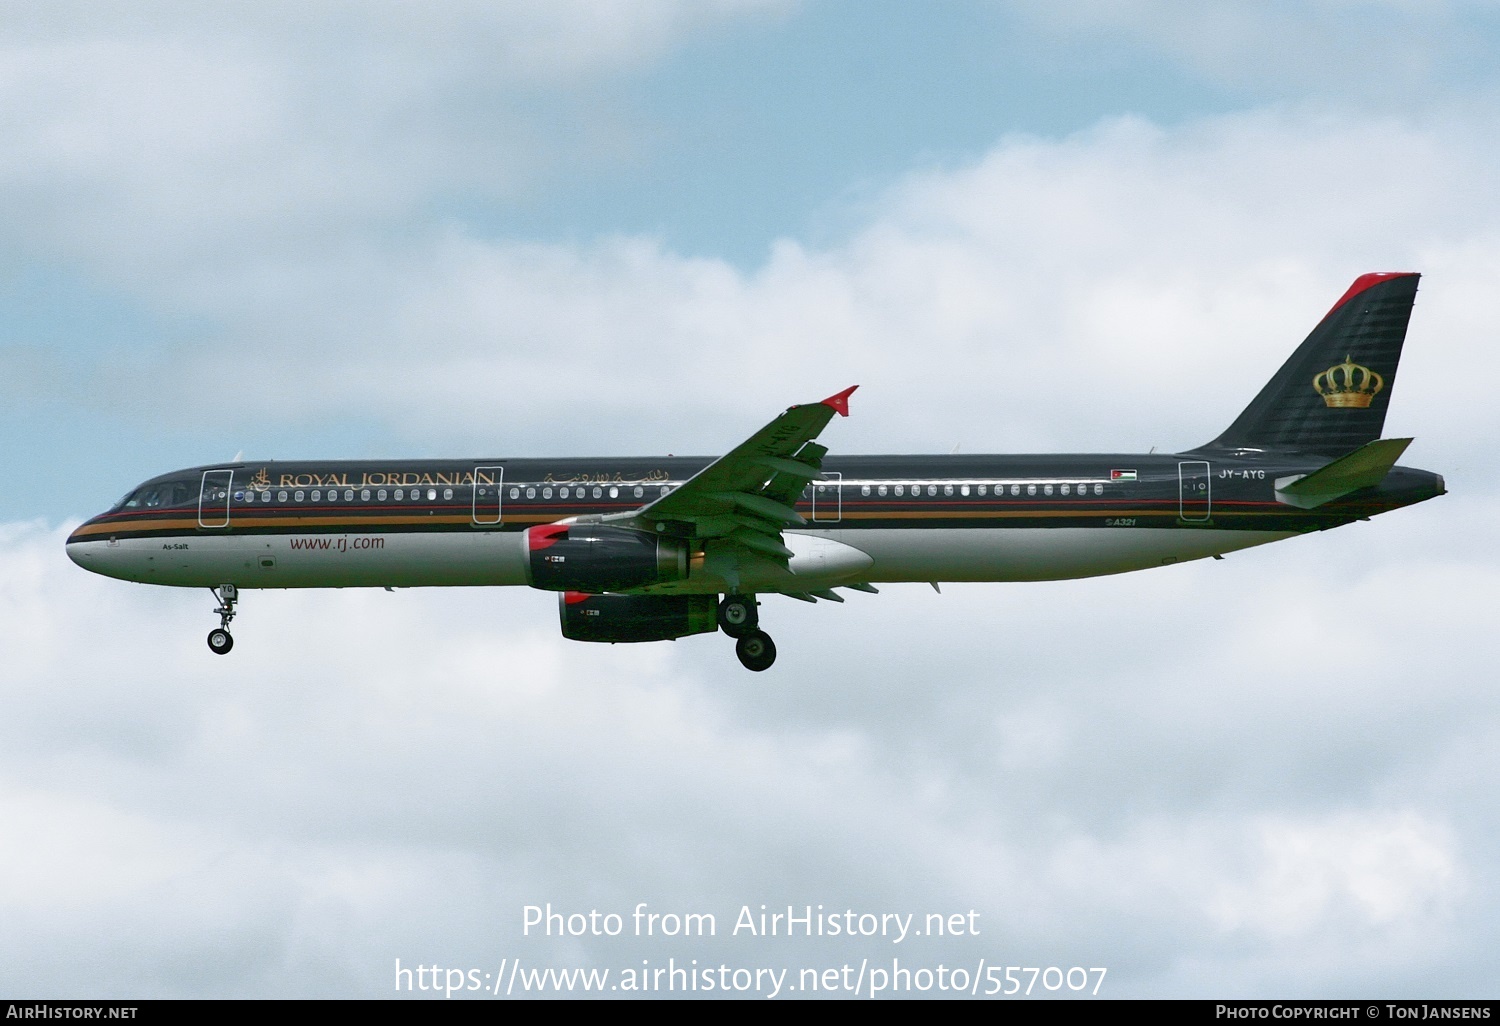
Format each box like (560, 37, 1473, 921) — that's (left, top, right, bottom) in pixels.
(249, 467, 271, 491)
(1313, 354, 1383, 409)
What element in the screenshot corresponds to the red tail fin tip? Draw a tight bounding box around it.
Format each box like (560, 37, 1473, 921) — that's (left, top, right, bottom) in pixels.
(821, 385, 858, 417)
(1325, 272, 1419, 320)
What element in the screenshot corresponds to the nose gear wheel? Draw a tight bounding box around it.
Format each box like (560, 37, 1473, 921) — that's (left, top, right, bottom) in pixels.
(208, 584, 238, 655)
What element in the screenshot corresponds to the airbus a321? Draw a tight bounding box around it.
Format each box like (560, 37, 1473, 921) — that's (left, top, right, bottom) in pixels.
(67, 273, 1444, 670)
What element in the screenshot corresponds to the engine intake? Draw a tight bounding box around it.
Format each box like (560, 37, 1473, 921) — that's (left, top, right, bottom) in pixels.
(559, 592, 717, 643)
(526, 524, 688, 593)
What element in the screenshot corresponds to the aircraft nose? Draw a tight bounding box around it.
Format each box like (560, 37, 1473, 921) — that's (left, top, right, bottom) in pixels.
(65, 532, 92, 569)
(65, 520, 107, 570)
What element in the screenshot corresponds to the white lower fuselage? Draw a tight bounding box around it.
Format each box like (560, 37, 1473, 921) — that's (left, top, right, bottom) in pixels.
(67, 525, 1296, 592)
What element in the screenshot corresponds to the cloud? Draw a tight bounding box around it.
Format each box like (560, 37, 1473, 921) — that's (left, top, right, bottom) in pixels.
(9, 480, 1496, 996)
(1011, 0, 1500, 101)
(5, 8, 1498, 482)
(1208, 812, 1460, 937)
(0, 0, 795, 276)
(44, 105, 1486, 477)
(7, 2, 797, 81)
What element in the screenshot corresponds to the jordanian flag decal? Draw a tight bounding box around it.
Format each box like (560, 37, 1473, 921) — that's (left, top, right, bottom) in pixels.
(1110, 469, 1137, 481)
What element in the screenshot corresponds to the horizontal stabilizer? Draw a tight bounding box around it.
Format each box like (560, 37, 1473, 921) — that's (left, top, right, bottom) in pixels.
(1274, 437, 1413, 509)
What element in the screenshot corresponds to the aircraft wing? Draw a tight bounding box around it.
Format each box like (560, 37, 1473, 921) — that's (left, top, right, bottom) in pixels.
(602, 386, 857, 564)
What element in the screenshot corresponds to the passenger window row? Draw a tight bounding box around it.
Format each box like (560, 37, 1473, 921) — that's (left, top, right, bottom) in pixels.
(226, 484, 681, 505)
(856, 482, 1107, 498)
(233, 487, 456, 504)
(506, 485, 674, 501)
(150, 479, 1104, 510)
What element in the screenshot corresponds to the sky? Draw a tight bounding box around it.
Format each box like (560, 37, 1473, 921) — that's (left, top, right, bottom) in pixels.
(2, 0, 1498, 1000)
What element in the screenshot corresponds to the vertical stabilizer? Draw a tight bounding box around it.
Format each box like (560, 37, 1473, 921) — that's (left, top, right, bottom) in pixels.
(1200, 273, 1419, 455)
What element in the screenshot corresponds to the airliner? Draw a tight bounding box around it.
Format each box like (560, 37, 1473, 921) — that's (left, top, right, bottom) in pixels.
(66, 272, 1444, 670)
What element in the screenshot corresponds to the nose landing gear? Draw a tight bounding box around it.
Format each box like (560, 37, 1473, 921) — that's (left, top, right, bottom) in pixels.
(208, 584, 237, 655)
(719, 594, 775, 671)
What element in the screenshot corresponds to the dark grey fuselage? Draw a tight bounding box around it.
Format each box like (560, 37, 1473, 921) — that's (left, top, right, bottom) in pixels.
(64, 451, 1444, 592)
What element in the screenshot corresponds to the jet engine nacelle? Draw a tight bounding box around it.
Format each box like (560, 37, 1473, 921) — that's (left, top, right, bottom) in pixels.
(526, 524, 689, 593)
(559, 592, 717, 643)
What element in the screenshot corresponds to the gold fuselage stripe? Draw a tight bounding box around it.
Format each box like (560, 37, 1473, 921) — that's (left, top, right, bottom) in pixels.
(68, 503, 1319, 540)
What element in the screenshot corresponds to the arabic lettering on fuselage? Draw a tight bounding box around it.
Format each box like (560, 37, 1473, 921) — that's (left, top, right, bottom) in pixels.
(541, 470, 671, 485)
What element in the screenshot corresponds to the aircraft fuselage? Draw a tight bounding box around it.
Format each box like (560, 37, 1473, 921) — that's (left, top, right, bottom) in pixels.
(66, 451, 1444, 592)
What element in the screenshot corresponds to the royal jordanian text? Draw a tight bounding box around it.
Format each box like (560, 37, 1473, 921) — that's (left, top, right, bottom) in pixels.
(521, 902, 979, 943)
(264, 468, 672, 490)
(269, 470, 498, 490)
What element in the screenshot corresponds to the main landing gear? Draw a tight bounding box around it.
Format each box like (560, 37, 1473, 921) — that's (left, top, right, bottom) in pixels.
(734, 630, 776, 672)
(207, 584, 237, 655)
(719, 593, 776, 672)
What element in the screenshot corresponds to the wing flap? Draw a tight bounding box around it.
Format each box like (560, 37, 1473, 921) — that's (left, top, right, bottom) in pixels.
(761, 442, 827, 509)
(727, 512, 783, 536)
(730, 529, 795, 561)
(753, 454, 824, 478)
(708, 490, 807, 526)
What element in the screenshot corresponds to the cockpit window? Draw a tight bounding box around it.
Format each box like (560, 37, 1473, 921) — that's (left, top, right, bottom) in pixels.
(119, 480, 194, 510)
